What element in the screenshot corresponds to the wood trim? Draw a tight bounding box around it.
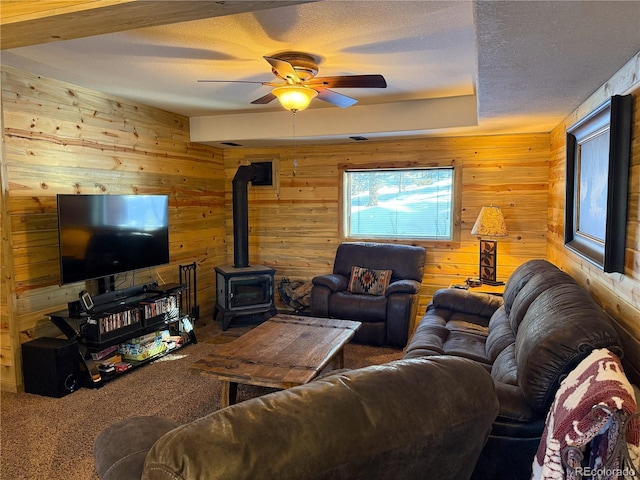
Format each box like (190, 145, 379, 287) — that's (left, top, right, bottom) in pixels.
(337, 160, 461, 246)
(1, 0, 314, 49)
(0, 82, 20, 392)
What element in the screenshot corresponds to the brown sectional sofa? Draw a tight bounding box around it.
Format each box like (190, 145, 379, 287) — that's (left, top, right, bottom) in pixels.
(404, 259, 623, 479)
(93, 258, 625, 479)
(93, 356, 499, 480)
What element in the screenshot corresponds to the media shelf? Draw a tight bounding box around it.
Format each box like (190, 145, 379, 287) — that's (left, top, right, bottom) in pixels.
(81, 292, 179, 347)
(48, 282, 197, 389)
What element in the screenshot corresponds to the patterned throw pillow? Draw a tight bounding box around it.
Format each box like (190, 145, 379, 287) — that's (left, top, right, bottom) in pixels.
(348, 266, 392, 296)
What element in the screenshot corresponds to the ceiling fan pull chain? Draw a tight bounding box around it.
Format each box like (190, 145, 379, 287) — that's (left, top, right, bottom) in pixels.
(292, 111, 297, 177)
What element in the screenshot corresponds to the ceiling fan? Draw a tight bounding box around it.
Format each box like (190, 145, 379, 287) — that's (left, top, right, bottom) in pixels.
(198, 51, 387, 111)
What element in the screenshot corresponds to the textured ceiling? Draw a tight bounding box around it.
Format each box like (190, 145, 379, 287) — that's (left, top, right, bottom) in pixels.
(2, 0, 639, 146)
(476, 1, 640, 123)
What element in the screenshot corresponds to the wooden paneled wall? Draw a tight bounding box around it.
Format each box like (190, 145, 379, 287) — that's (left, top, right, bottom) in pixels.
(3, 54, 638, 396)
(223, 133, 551, 319)
(0, 66, 556, 394)
(547, 52, 640, 378)
(0, 66, 226, 392)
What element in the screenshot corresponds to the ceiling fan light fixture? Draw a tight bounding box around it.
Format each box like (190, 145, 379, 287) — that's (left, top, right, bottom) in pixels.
(272, 85, 317, 112)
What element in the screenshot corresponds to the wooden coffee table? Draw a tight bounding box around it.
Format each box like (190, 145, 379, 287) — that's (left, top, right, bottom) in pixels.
(190, 314, 361, 408)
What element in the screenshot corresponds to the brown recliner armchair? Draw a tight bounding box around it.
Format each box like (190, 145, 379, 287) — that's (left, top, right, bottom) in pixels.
(311, 242, 426, 348)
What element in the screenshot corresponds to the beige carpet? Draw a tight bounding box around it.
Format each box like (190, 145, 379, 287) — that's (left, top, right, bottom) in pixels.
(0, 341, 403, 480)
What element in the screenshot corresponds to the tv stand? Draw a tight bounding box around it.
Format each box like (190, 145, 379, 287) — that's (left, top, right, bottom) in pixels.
(48, 282, 196, 388)
(98, 275, 116, 294)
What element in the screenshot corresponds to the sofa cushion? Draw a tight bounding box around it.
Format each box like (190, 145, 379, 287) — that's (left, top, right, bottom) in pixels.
(348, 266, 392, 295)
(405, 290, 500, 367)
(329, 291, 387, 322)
(406, 304, 491, 361)
(491, 343, 518, 386)
(490, 383, 543, 426)
(515, 283, 622, 413)
(446, 314, 491, 336)
(332, 242, 426, 282)
(508, 268, 577, 333)
(502, 259, 560, 317)
(485, 306, 516, 363)
(442, 331, 491, 367)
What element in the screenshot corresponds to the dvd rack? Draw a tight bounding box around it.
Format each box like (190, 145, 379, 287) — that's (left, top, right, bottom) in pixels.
(48, 282, 197, 388)
(82, 291, 181, 346)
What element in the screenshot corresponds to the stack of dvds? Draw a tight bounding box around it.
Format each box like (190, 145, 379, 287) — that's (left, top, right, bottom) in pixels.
(141, 295, 178, 319)
(99, 307, 141, 334)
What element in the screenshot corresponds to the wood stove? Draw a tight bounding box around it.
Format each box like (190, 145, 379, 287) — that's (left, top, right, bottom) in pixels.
(215, 265, 276, 330)
(213, 163, 277, 330)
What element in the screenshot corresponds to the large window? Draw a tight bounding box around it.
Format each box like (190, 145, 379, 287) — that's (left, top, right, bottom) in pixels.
(343, 167, 457, 241)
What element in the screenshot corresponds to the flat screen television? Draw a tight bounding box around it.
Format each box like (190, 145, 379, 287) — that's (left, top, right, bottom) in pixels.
(57, 194, 170, 285)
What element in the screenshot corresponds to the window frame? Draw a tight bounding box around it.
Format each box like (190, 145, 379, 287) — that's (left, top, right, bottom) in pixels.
(338, 162, 461, 248)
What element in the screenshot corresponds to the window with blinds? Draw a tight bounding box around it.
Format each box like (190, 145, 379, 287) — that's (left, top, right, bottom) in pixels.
(343, 167, 455, 240)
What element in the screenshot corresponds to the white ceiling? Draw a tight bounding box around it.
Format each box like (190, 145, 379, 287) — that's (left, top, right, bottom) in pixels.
(2, 0, 639, 146)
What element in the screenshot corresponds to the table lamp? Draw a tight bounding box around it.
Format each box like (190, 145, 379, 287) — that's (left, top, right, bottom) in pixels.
(471, 206, 508, 286)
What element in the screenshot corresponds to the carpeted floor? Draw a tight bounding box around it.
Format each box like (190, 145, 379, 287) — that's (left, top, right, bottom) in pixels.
(0, 340, 403, 480)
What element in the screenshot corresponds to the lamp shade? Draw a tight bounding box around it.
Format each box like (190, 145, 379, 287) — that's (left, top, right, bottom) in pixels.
(272, 85, 318, 112)
(471, 206, 508, 237)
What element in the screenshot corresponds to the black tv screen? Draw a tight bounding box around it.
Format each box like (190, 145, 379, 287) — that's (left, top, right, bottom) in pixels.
(57, 194, 170, 285)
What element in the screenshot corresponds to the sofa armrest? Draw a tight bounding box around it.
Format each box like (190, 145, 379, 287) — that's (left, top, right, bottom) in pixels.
(94, 416, 179, 480)
(312, 273, 349, 292)
(385, 279, 421, 296)
(432, 288, 503, 318)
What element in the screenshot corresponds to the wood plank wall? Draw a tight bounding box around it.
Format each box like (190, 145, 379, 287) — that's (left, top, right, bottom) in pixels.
(223, 133, 551, 321)
(3, 56, 638, 395)
(547, 52, 640, 380)
(0, 65, 557, 394)
(0, 66, 226, 393)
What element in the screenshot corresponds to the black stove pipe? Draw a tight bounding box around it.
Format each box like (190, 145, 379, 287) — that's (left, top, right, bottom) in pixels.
(232, 163, 272, 268)
(232, 165, 256, 268)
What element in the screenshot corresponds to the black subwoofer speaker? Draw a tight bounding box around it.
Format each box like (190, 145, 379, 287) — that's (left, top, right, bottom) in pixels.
(22, 337, 80, 397)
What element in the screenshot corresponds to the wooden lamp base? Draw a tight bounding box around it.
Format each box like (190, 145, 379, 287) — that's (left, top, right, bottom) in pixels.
(478, 239, 504, 286)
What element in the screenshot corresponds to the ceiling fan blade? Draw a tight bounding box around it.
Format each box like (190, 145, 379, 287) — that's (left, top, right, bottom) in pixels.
(314, 88, 358, 108)
(198, 80, 269, 84)
(306, 74, 387, 89)
(251, 92, 277, 104)
(263, 56, 301, 84)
